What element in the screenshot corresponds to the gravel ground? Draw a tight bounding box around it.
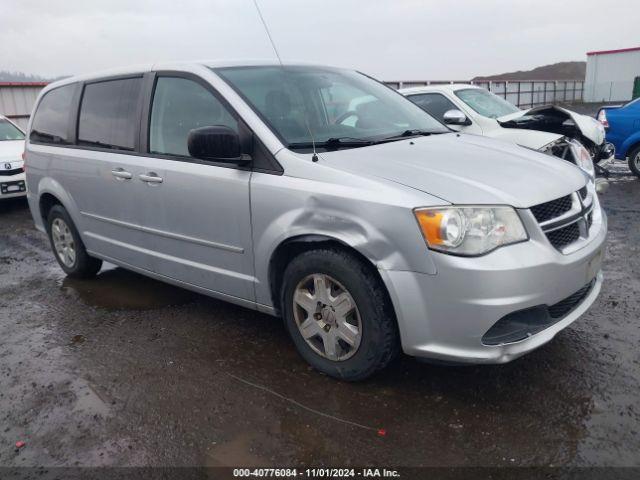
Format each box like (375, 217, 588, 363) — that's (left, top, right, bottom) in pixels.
(0, 162, 638, 471)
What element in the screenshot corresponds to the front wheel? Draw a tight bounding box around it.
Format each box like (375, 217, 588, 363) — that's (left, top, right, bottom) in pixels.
(47, 205, 102, 278)
(628, 146, 640, 177)
(281, 248, 399, 381)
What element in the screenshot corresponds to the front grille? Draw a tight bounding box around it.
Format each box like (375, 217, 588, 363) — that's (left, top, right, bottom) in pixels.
(548, 280, 595, 318)
(530, 187, 592, 252)
(546, 223, 580, 249)
(0, 167, 23, 176)
(530, 195, 572, 223)
(579, 186, 588, 200)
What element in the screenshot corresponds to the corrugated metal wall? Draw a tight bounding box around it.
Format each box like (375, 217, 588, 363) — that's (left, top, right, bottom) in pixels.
(584, 49, 640, 102)
(0, 83, 47, 130)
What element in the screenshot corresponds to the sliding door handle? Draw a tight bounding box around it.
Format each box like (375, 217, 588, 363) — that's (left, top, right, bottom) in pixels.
(111, 168, 132, 180)
(139, 172, 163, 184)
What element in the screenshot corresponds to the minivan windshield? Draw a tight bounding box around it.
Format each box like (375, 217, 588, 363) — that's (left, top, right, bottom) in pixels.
(0, 119, 25, 141)
(214, 66, 449, 149)
(455, 88, 520, 119)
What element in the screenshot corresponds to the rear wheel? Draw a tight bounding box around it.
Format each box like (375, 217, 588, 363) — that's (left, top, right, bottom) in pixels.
(281, 248, 399, 381)
(628, 145, 640, 177)
(47, 205, 102, 278)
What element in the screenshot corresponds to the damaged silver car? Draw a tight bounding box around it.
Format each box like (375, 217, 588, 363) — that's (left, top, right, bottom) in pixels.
(402, 84, 613, 191)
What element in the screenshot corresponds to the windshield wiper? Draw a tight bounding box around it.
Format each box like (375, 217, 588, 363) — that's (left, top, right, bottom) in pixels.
(399, 129, 434, 137)
(378, 129, 443, 142)
(288, 137, 374, 151)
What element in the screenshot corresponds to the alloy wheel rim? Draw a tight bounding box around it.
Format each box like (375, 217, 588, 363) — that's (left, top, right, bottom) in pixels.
(635, 152, 640, 169)
(51, 218, 76, 268)
(292, 273, 362, 361)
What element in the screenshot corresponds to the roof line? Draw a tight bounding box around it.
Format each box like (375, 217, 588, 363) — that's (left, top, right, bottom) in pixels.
(587, 46, 640, 56)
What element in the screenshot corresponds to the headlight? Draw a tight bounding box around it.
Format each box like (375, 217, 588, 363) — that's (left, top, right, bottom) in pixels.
(569, 139, 595, 178)
(414, 206, 528, 256)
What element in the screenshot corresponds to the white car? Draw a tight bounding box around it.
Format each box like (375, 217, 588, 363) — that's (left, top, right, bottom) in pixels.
(0, 115, 26, 199)
(400, 84, 612, 189)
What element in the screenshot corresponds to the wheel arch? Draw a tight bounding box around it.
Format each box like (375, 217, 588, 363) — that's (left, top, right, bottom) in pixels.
(622, 136, 640, 159)
(35, 177, 82, 231)
(268, 234, 392, 317)
(38, 192, 64, 228)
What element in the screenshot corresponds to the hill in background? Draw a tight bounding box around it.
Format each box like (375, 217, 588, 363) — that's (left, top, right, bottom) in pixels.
(472, 61, 586, 81)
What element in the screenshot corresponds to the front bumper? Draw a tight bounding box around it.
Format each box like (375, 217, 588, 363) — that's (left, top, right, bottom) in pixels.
(0, 172, 26, 199)
(382, 205, 607, 364)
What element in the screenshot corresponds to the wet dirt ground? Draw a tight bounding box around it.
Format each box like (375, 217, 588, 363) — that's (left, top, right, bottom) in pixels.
(1, 163, 638, 470)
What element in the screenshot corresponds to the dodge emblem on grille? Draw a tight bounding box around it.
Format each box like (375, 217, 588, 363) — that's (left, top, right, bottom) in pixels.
(4, 163, 11, 170)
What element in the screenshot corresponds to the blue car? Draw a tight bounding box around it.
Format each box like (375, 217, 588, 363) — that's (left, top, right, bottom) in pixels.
(597, 98, 640, 177)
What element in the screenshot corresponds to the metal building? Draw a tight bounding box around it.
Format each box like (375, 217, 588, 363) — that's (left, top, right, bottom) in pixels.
(584, 47, 640, 102)
(0, 82, 47, 130)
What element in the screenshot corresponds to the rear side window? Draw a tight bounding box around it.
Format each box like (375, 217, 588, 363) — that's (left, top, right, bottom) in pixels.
(30, 84, 76, 145)
(149, 77, 237, 157)
(408, 93, 458, 122)
(78, 78, 142, 151)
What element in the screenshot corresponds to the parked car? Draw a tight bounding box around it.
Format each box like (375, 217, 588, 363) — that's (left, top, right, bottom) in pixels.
(25, 62, 606, 380)
(401, 84, 612, 189)
(0, 115, 26, 200)
(597, 98, 640, 177)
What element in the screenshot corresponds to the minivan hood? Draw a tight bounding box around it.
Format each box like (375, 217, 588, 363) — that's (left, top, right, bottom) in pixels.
(497, 105, 605, 146)
(318, 133, 585, 208)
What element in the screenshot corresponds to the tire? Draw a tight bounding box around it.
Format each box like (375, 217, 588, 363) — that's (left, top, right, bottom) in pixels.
(628, 145, 640, 177)
(46, 205, 102, 278)
(281, 248, 400, 381)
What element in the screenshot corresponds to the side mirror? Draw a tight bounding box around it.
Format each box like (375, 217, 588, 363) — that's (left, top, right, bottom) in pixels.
(443, 109, 471, 126)
(187, 126, 249, 163)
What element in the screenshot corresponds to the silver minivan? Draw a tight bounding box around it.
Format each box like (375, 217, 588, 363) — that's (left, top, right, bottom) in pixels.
(25, 62, 607, 380)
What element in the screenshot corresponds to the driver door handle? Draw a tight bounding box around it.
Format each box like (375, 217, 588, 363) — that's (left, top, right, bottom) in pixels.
(139, 172, 163, 184)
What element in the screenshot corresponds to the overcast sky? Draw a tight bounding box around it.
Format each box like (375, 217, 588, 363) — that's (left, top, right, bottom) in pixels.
(1, 0, 637, 80)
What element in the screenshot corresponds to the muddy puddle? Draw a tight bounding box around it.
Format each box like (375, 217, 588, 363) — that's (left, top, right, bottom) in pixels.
(60, 266, 198, 310)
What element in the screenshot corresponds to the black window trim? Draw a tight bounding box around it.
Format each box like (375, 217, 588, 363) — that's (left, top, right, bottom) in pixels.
(29, 82, 81, 147)
(29, 70, 283, 176)
(144, 70, 283, 175)
(75, 73, 145, 153)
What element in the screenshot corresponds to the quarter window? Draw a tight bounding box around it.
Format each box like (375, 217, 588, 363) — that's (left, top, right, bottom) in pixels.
(30, 84, 76, 145)
(408, 93, 459, 122)
(78, 78, 142, 151)
(150, 77, 238, 157)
